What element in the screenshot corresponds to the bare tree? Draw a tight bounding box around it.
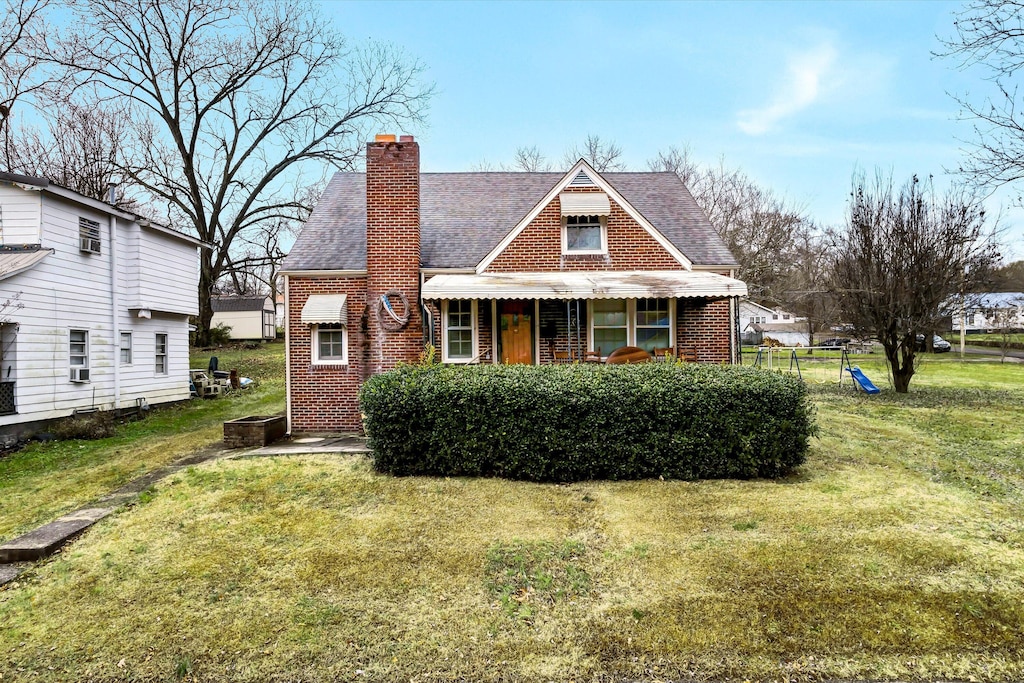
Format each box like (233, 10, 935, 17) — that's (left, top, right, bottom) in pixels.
(509, 145, 552, 172)
(49, 0, 432, 345)
(938, 0, 1024, 193)
(562, 134, 625, 172)
(827, 172, 999, 392)
(779, 229, 838, 347)
(5, 100, 138, 206)
(0, 0, 52, 164)
(650, 148, 810, 304)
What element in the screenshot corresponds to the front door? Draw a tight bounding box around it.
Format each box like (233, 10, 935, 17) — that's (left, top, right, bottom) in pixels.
(498, 300, 534, 364)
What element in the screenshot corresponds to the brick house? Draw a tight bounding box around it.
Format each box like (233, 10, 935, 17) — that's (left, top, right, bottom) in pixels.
(281, 135, 747, 433)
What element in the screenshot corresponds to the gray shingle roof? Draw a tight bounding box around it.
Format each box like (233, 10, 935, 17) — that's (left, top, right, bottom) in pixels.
(282, 171, 739, 272)
(211, 295, 271, 312)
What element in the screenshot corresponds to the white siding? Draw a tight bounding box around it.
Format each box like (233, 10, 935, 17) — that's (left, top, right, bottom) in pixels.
(0, 184, 42, 245)
(0, 189, 197, 427)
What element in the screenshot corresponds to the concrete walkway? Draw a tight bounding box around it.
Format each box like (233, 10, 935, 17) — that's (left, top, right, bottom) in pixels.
(0, 435, 368, 586)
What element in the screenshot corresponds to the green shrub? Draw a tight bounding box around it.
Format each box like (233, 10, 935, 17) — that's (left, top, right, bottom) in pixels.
(360, 363, 815, 482)
(208, 324, 233, 346)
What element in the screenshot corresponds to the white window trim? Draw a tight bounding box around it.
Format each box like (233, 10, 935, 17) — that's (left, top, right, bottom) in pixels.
(587, 298, 675, 358)
(154, 332, 169, 375)
(441, 299, 478, 364)
(69, 328, 89, 381)
(120, 332, 133, 365)
(561, 215, 608, 256)
(312, 324, 348, 366)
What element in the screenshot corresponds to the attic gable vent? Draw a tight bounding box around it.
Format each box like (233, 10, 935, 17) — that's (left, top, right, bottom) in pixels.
(568, 170, 595, 187)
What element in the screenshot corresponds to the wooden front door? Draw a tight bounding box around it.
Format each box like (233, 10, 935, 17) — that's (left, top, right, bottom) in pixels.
(499, 300, 534, 364)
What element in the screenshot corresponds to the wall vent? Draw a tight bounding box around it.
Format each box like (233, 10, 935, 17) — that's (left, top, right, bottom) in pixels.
(568, 170, 595, 187)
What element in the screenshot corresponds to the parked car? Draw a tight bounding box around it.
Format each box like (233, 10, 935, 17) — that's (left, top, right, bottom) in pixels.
(820, 337, 851, 348)
(915, 334, 952, 353)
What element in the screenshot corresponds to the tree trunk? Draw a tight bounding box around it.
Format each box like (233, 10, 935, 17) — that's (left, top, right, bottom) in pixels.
(882, 335, 915, 393)
(195, 251, 216, 347)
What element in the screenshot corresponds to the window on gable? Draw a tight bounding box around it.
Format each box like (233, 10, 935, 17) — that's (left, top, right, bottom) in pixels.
(313, 324, 347, 364)
(443, 299, 476, 363)
(120, 332, 133, 364)
(79, 217, 101, 254)
(564, 215, 605, 253)
(155, 333, 168, 375)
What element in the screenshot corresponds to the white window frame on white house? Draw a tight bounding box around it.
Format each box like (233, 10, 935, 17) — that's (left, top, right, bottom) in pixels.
(442, 299, 478, 363)
(79, 217, 102, 254)
(120, 332, 133, 365)
(562, 214, 607, 255)
(155, 333, 168, 375)
(312, 324, 348, 365)
(69, 329, 89, 381)
(588, 298, 675, 358)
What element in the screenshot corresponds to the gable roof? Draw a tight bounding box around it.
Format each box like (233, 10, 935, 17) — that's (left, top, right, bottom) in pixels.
(211, 295, 271, 312)
(282, 170, 739, 272)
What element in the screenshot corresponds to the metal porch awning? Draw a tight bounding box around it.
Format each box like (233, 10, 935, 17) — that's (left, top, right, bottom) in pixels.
(422, 270, 748, 300)
(301, 294, 348, 324)
(0, 248, 52, 281)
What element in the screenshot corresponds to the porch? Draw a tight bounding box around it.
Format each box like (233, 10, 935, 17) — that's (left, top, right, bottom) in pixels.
(421, 270, 747, 366)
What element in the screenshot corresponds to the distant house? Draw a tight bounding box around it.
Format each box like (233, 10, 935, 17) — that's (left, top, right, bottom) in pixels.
(281, 134, 748, 433)
(0, 172, 203, 438)
(952, 292, 1024, 333)
(743, 322, 811, 347)
(210, 295, 276, 340)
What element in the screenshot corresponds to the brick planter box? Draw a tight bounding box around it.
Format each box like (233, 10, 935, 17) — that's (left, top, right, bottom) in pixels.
(224, 415, 286, 448)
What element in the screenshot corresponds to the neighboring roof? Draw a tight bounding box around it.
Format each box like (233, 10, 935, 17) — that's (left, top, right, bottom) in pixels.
(739, 299, 776, 315)
(0, 247, 53, 281)
(423, 270, 747, 301)
(970, 292, 1024, 309)
(283, 171, 739, 272)
(210, 295, 271, 312)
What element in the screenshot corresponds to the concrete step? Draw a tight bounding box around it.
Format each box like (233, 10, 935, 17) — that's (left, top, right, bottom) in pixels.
(0, 508, 113, 563)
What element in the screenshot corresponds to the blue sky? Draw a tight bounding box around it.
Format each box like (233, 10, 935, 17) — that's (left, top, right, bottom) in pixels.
(324, 0, 1023, 258)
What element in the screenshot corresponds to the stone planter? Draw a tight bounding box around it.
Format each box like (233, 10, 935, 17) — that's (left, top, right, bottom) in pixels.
(223, 415, 286, 448)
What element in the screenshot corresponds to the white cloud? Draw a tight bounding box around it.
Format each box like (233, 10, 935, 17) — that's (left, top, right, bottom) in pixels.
(737, 43, 838, 136)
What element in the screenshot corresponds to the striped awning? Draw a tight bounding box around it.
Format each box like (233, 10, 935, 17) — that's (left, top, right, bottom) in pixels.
(301, 294, 348, 324)
(422, 270, 747, 300)
(559, 192, 611, 216)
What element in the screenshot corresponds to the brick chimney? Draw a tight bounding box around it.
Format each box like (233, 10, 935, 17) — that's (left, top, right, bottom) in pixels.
(365, 134, 422, 373)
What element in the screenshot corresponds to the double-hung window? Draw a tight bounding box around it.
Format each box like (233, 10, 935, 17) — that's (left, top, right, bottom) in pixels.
(442, 300, 477, 363)
(155, 333, 168, 375)
(563, 215, 606, 254)
(589, 298, 674, 356)
(120, 332, 133, 364)
(313, 324, 347, 364)
(69, 329, 89, 381)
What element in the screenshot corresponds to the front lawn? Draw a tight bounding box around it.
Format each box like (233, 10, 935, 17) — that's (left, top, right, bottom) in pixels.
(0, 342, 285, 544)
(2, 354, 1023, 681)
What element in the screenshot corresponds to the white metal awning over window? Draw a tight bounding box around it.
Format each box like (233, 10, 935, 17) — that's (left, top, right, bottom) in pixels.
(422, 271, 747, 300)
(301, 294, 348, 324)
(559, 192, 611, 216)
(0, 249, 52, 281)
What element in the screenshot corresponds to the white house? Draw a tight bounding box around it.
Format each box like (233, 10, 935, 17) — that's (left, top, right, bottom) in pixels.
(952, 292, 1024, 333)
(210, 295, 276, 340)
(0, 172, 204, 438)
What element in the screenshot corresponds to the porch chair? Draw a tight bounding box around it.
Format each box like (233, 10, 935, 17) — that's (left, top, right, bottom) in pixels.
(653, 347, 675, 362)
(678, 344, 698, 363)
(553, 350, 573, 363)
(583, 347, 602, 363)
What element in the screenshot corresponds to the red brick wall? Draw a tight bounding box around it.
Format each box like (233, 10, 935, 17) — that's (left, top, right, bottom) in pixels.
(366, 138, 423, 373)
(678, 298, 731, 363)
(485, 189, 685, 273)
(287, 276, 368, 433)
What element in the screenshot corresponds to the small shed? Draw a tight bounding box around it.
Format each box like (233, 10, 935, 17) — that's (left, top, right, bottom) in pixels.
(210, 295, 276, 340)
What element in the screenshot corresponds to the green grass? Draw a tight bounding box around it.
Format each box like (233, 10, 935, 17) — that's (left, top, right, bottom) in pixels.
(2, 353, 1024, 681)
(965, 332, 1024, 344)
(0, 342, 285, 543)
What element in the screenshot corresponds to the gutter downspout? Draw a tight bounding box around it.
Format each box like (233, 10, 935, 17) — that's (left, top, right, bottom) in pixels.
(284, 274, 292, 434)
(108, 184, 121, 410)
(420, 270, 434, 349)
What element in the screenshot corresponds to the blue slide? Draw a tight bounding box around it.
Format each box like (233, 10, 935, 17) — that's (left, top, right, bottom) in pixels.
(846, 366, 881, 394)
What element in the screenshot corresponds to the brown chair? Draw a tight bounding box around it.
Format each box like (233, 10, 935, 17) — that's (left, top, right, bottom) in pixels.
(583, 347, 602, 363)
(653, 347, 675, 362)
(678, 345, 698, 363)
(553, 350, 573, 363)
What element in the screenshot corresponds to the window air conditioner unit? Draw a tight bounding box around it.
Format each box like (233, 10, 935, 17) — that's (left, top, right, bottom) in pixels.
(70, 367, 90, 383)
(80, 237, 101, 254)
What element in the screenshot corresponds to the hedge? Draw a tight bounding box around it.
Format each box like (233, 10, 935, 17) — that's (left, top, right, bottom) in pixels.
(360, 362, 815, 482)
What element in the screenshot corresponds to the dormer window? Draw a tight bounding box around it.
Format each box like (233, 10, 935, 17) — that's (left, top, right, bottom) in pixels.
(564, 214, 606, 253)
